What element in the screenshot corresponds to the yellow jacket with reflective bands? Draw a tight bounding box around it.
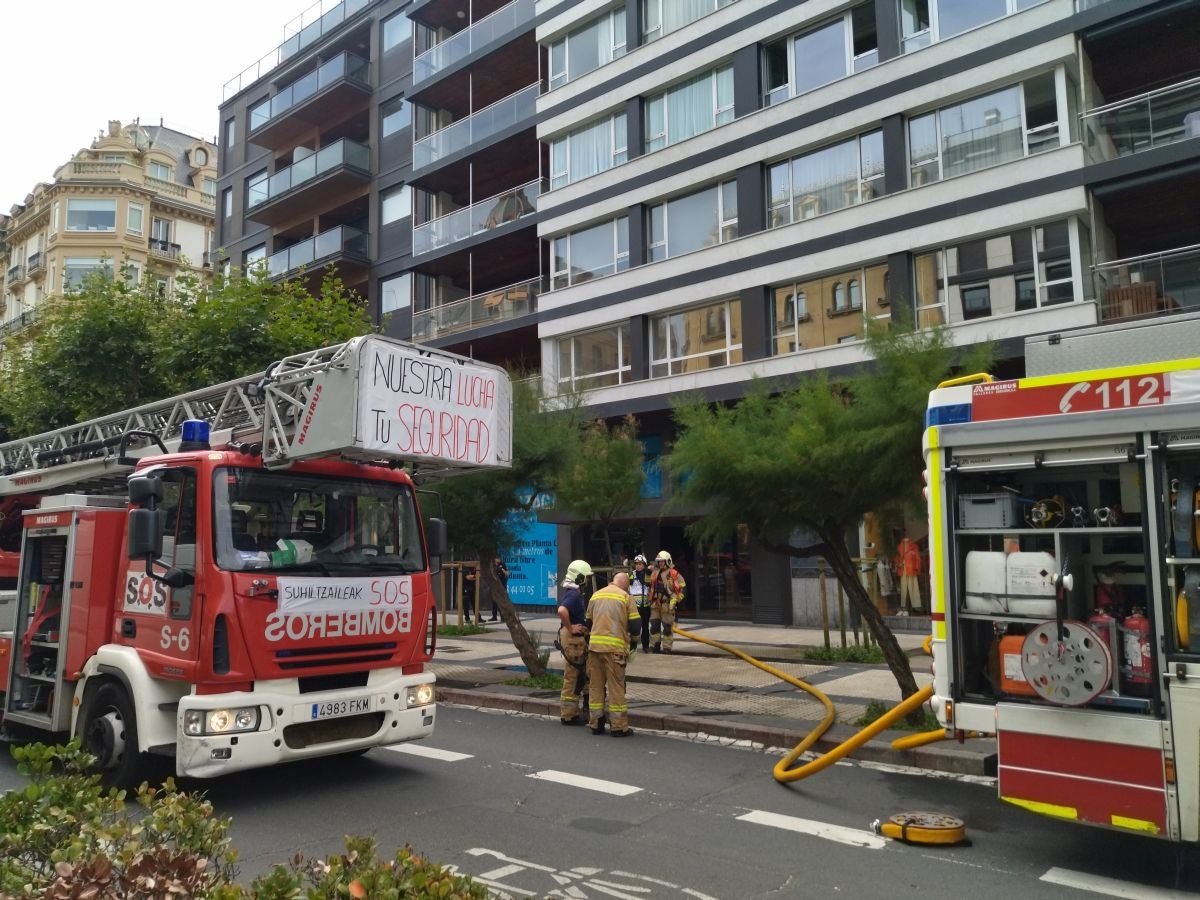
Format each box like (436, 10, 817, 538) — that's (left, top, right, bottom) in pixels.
(586, 586, 640, 652)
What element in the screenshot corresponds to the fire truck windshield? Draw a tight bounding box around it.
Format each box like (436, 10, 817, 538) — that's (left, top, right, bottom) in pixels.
(213, 468, 425, 575)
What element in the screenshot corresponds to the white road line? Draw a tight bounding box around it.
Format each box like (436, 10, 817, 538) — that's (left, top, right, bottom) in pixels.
(1040, 867, 1196, 899)
(479, 864, 526, 880)
(736, 809, 888, 849)
(527, 769, 642, 796)
(382, 744, 473, 762)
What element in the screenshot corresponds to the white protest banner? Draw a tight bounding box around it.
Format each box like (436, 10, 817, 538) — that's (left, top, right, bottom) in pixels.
(277, 576, 413, 614)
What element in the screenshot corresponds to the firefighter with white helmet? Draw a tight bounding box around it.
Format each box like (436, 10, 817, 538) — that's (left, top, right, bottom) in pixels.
(648, 550, 686, 653)
(556, 559, 593, 725)
(629, 554, 651, 651)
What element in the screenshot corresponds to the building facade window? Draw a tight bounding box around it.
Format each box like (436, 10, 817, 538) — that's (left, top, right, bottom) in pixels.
(643, 0, 735, 43)
(550, 112, 628, 189)
(149, 161, 171, 181)
(548, 8, 626, 90)
(244, 244, 266, 271)
(913, 219, 1076, 326)
(382, 97, 411, 137)
(224, 117, 237, 148)
(194, 148, 208, 166)
(908, 74, 1059, 186)
(901, 0, 1048, 53)
(51, 201, 59, 233)
(762, 4, 878, 106)
(151, 217, 172, 244)
(381, 273, 412, 315)
(203, 177, 217, 196)
(647, 180, 737, 262)
(123, 262, 141, 285)
(383, 11, 409, 52)
(772, 262, 887, 354)
(222, 188, 233, 220)
(63, 258, 113, 290)
(650, 297, 742, 376)
(381, 184, 412, 224)
(127, 202, 145, 236)
(246, 170, 269, 207)
(645, 64, 733, 152)
(550, 216, 630, 288)
(557, 324, 631, 390)
(66, 198, 117, 232)
(768, 131, 883, 227)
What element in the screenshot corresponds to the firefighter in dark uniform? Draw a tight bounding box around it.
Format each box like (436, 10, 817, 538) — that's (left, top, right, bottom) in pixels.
(585, 571, 641, 736)
(557, 559, 592, 725)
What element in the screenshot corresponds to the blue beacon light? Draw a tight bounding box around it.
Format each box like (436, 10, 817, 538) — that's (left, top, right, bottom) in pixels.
(179, 419, 211, 451)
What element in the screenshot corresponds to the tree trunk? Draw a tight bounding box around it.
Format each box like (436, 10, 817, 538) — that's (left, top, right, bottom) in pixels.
(819, 528, 920, 701)
(477, 553, 547, 677)
(603, 523, 615, 567)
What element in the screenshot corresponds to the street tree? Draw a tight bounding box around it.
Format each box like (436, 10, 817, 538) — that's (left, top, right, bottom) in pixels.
(553, 415, 645, 566)
(665, 321, 990, 701)
(436, 379, 582, 676)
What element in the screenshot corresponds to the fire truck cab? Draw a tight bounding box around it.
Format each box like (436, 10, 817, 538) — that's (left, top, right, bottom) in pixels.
(925, 315, 1200, 843)
(0, 335, 511, 785)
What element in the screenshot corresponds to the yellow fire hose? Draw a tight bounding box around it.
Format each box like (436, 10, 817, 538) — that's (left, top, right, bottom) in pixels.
(673, 624, 968, 845)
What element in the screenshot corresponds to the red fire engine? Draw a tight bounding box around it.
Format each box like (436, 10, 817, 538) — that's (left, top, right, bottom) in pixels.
(0, 335, 511, 785)
(924, 324, 1200, 842)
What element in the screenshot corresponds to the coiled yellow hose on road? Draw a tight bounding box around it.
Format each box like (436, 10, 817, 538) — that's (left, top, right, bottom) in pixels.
(673, 624, 938, 783)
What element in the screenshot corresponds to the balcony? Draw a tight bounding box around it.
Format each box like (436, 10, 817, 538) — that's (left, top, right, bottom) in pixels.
(267, 225, 369, 281)
(223, 0, 371, 99)
(1082, 76, 1200, 162)
(6, 265, 24, 287)
(1096, 244, 1200, 323)
(246, 139, 371, 227)
(149, 238, 182, 262)
(26, 252, 45, 278)
(413, 83, 538, 170)
(413, 179, 542, 255)
(414, 0, 533, 84)
(249, 53, 371, 151)
(412, 276, 540, 342)
(0, 308, 39, 338)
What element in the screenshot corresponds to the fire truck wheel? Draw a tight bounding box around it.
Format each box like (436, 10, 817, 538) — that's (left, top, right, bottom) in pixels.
(78, 682, 151, 789)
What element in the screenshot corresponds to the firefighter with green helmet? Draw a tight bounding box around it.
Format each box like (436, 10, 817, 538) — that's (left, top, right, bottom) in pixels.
(585, 571, 641, 736)
(556, 559, 592, 725)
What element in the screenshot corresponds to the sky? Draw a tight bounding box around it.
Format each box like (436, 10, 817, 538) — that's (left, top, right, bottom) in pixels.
(0, 0, 311, 208)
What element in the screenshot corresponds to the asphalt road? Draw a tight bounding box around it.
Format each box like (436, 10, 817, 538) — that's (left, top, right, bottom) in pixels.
(3, 707, 1199, 899)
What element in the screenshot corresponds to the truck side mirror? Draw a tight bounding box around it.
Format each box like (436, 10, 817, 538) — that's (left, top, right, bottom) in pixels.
(128, 473, 163, 506)
(426, 517, 447, 575)
(128, 508, 164, 561)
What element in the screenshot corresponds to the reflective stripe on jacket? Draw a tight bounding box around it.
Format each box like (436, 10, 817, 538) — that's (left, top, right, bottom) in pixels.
(586, 586, 640, 652)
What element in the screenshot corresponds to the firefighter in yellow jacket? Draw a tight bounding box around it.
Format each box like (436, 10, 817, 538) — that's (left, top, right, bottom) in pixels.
(585, 571, 641, 737)
(648, 550, 686, 653)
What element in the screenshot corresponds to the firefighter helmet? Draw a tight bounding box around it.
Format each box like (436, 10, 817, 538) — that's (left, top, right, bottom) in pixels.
(655, 550, 673, 567)
(633, 554, 648, 565)
(565, 559, 593, 584)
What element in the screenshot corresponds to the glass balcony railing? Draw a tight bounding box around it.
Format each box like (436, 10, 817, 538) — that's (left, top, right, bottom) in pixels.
(1095, 244, 1200, 322)
(250, 53, 369, 132)
(1081, 76, 1200, 161)
(412, 276, 541, 341)
(413, 179, 542, 255)
(413, 0, 534, 83)
(413, 83, 538, 169)
(248, 139, 371, 209)
(267, 225, 367, 279)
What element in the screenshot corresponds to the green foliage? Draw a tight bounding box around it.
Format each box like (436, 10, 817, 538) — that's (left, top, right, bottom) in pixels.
(0, 265, 371, 439)
(437, 623, 489, 636)
(504, 673, 564, 690)
(854, 698, 940, 731)
(1, 743, 485, 899)
(802, 644, 886, 664)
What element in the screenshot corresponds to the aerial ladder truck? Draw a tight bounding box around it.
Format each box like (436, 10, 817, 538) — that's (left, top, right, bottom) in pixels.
(0, 334, 511, 785)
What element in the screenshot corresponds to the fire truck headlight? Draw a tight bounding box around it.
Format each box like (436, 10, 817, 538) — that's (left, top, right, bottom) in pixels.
(406, 683, 435, 708)
(184, 707, 261, 736)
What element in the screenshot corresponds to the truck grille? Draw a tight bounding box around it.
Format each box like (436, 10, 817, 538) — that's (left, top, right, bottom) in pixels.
(283, 713, 385, 749)
(274, 641, 396, 671)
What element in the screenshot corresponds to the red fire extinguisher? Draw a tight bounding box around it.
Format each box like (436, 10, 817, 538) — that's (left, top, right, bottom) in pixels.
(1088, 608, 1117, 692)
(1121, 607, 1152, 696)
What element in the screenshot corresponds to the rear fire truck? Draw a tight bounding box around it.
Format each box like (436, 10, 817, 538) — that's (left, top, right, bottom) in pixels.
(0, 335, 511, 785)
(924, 316, 1200, 842)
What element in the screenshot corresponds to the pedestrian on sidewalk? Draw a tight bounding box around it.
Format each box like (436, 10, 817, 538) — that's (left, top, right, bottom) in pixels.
(462, 565, 479, 623)
(895, 535, 923, 615)
(585, 571, 640, 736)
(648, 550, 685, 653)
(489, 557, 509, 622)
(629, 554, 651, 651)
(556, 559, 592, 726)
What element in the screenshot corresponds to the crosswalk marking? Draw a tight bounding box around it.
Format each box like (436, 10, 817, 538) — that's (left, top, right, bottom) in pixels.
(527, 769, 642, 796)
(736, 809, 888, 849)
(1040, 867, 1195, 899)
(382, 743, 473, 762)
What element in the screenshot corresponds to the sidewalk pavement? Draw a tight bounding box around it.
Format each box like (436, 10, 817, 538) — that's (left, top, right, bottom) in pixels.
(430, 613, 997, 777)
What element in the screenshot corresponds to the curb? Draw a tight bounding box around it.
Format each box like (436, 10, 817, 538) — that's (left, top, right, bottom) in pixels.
(437, 686, 996, 778)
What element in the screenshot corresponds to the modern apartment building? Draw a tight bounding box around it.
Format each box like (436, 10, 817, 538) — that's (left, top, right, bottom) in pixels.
(0, 120, 218, 338)
(218, 0, 1200, 622)
(534, 0, 1200, 621)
